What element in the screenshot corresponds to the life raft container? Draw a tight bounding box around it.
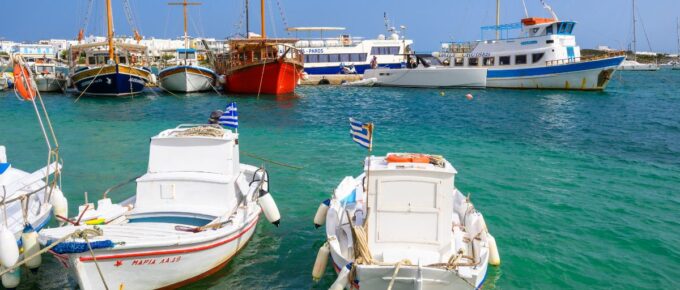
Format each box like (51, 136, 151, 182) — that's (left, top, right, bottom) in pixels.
(385, 153, 431, 164)
(13, 62, 36, 101)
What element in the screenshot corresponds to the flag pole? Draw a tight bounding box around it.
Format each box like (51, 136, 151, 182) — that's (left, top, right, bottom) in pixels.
(363, 123, 373, 228)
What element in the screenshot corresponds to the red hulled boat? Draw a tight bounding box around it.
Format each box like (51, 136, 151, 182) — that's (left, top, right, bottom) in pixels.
(215, 0, 303, 95)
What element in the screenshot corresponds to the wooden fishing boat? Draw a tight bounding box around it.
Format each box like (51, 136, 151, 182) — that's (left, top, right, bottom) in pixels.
(69, 0, 151, 97)
(30, 58, 67, 92)
(214, 0, 303, 95)
(312, 153, 500, 290)
(158, 0, 216, 93)
(38, 124, 281, 289)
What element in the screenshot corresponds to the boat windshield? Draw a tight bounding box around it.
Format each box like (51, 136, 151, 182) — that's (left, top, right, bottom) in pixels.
(178, 51, 196, 60)
(35, 65, 55, 73)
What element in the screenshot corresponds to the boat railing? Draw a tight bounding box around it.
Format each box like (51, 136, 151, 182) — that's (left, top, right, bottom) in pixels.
(545, 51, 625, 66)
(295, 37, 365, 48)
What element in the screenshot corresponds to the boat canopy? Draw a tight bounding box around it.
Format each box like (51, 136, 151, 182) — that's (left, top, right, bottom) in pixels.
(286, 27, 346, 32)
(177, 48, 196, 53)
(70, 41, 148, 52)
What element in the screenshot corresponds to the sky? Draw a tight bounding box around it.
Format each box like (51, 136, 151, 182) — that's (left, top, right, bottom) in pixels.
(3, 0, 680, 53)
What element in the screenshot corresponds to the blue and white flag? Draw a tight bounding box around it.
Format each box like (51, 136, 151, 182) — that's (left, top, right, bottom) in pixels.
(349, 117, 373, 150)
(219, 102, 238, 129)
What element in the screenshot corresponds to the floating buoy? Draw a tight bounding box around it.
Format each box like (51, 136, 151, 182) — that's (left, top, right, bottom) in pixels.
(50, 189, 68, 226)
(312, 242, 330, 281)
(466, 93, 474, 100)
(21, 224, 41, 271)
(257, 189, 281, 227)
(329, 262, 352, 290)
(1, 268, 20, 289)
(440, 91, 445, 96)
(0, 225, 19, 268)
(313, 199, 330, 228)
(488, 234, 501, 266)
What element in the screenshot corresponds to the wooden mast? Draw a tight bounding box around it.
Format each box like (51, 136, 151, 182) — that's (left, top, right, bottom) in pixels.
(260, 0, 266, 38)
(106, 0, 116, 63)
(245, 0, 250, 38)
(168, 0, 201, 49)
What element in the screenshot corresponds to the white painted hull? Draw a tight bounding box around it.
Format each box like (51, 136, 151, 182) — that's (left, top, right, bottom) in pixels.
(159, 69, 214, 92)
(487, 63, 620, 90)
(34, 76, 66, 92)
(619, 60, 660, 71)
(0, 77, 8, 90)
(364, 67, 487, 88)
(54, 208, 259, 290)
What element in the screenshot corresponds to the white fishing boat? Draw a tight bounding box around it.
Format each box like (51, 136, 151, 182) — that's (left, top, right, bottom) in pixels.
(364, 54, 487, 88)
(619, 0, 659, 71)
(38, 124, 281, 289)
(437, 0, 625, 90)
(0, 56, 68, 289)
(158, 0, 216, 93)
(312, 153, 500, 290)
(0, 73, 10, 90)
(289, 14, 413, 76)
(30, 58, 67, 92)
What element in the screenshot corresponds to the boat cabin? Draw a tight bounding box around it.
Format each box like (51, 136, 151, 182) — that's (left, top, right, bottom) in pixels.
(69, 41, 149, 68)
(133, 125, 242, 218)
(214, 39, 303, 73)
(364, 154, 457, 264)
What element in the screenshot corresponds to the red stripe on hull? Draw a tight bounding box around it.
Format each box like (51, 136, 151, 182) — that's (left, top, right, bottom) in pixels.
(224, 60, 301, 95)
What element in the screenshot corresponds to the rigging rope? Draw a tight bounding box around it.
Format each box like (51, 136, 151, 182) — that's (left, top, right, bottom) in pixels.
(275, 0, 291, 35)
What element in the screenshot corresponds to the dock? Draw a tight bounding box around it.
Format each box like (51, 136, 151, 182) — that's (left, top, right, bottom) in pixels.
(299, 74, 362, 86)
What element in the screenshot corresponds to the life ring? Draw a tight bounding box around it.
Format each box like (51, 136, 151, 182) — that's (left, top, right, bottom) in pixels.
(386, 153, 430, 164)
(13, 63, 36, 101)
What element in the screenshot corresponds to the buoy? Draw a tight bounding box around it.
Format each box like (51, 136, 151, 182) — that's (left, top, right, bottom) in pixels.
(21, 225, 41, 271)
(1, 268, 20, 289)
(218, 75, 226, 85)
(312, 242, 330, 281)
(488, 234, 501, 266)
(329, 262, 352, 290)
(466, 93, 474, 100)
(313, 199, 330, 228)
(440, 91, 445, 96)
(50, 189, 68, 226)
(257, 189, 281, 227)
(0, 225, 19, 268)
(12, 62, 36, 101)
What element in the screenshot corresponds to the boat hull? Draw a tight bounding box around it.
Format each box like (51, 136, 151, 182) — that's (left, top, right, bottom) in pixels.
(159, 66, 216, 92)
(364, 67, 487, 88)
(71, 64, 150, 96)
(224, 60, 301, 95)
(486, 56, 625, 90)
(304, 62, 403, 75)
(55, 214, 259, 290)
(34, 76, 66, 92)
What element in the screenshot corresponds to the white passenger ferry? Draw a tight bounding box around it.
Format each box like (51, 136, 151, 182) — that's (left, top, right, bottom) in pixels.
(436, 7, 625, 91)
(288, 26, 413, 75)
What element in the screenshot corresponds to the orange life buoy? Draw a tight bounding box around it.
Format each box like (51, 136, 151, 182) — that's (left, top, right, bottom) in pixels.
(13, 63, 36, 101)
(386, 153, 430, 164)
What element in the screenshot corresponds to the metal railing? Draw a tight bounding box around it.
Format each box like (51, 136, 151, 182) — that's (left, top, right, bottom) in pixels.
(545, 51, 625, 66)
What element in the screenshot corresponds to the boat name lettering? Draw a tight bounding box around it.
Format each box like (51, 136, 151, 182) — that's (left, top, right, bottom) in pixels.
(129, 78, 146, 85)
(464, 52, 491, 58)
(303, 48, 324, 54)
(131, 256, 181, 266)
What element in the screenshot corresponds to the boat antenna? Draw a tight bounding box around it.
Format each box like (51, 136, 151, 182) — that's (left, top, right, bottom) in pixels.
(539, 0, 559, 21)
(168, 0, 202, 49)
(521, 0, 529, 18)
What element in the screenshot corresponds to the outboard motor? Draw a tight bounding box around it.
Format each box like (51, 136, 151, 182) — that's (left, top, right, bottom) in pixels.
(208, 110, 223, 124)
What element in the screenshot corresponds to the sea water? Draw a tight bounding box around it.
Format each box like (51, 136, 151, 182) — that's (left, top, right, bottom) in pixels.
(0, 70, 678, 289)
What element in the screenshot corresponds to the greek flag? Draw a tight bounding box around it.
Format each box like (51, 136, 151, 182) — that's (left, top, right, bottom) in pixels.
(349, 118, 373, 150)
(219, 102, 238, 129)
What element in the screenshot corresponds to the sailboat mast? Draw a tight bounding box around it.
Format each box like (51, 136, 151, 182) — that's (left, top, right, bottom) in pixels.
(106, 0, 116, 64)
(496, 0, 500, 40)
(632, 0, 637, 61)
(260, 0, 266, 38)
(676, 17, 679, 58)
(183, 0, 189, 49)
(246, 0, 250, 37)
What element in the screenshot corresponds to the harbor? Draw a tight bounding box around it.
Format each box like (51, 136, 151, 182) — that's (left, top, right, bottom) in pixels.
(1, 0, 680, 289)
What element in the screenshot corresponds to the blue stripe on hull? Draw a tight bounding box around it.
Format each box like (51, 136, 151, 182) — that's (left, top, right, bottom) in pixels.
(487, 56, 625, 78)
(74, 71, 147, 96)
(304, 63, 403, 75)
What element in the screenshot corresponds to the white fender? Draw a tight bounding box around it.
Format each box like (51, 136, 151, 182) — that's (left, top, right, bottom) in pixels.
(0, 226, 18, 269)
(218, 75, 226, 85)
(452, 226, 467, 256)
(313, 199, 330, 228)
(50, 189, 68, 226)
(20, 225, 41, 270)
(329, 262, 352, 290)
(312, 242, 330, 281)
(488, 234, 501, 266)
(257, 190, 281, 227)
(1, 268, 20, 289)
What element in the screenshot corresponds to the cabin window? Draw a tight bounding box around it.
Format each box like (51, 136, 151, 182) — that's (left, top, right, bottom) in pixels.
(329, 54, 341, 62)
(340, 54, 350, 62)
(566, 23, 574, 34)
(36, 66, 54, 73)
(515, 54, 527, 65)
(119, 56, 127, 64)
(350, 53, 367, 62)
(371, 46, 400, 55)
(546, 25, 553, 35)
(532, 53, 545, 63)
(88, 56, 96, 65)
(483, 57, 495, 66)
(499, 56, 511, 65)
(319, 54, 330, 63)
(454, 57, 464, 66)
(546, 40, 555, 44)
(468, 57, 479, 66)
(308, 54, 319, 63)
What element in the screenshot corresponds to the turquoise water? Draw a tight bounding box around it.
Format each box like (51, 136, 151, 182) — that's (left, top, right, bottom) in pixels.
(1, 70, 679, 289)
